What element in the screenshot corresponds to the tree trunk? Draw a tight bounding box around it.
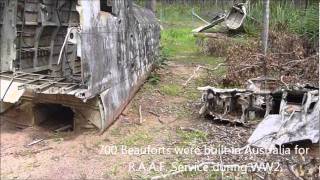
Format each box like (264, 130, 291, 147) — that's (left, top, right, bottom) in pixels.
(261, 0, 270, 78)
(262, 0, 270, 55)
(145, 0, 156, 13)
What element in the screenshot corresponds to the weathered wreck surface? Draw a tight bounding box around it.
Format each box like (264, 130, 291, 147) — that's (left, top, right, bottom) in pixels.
(248, 86, 319, 150)
(225, 2, 247, 30)
(191, 2, 246, 33)
(198, 86, 251, 125)
(199, 81, 319, 150)
(0, 0, 160, 131)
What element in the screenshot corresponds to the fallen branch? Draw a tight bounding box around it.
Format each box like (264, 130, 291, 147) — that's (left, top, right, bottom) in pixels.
(55, 125, 72, 132)
(139, 105, 143, 124)
(183, 65, 201, 87)
(183, 63, 225, 87)
(148, 111, 160, 117)
(27, 139, 44, 147)
(149, 111, 164, 124)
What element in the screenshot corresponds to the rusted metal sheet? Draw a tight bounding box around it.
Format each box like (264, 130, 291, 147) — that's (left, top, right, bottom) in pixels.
(0, 0, 160, 131)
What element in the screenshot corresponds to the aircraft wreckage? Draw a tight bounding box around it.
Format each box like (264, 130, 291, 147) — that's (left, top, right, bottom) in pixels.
(198, 78, 319, 150)
(0, 0, 160, 131)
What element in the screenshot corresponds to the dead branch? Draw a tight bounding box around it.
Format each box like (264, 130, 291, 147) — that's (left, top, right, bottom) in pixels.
(139, 105, 143, 124)
(27, 139, 44, 147)
(280, 75, 289, 89)
(183, 63, 225, 87)
(148, 111, 164, 124)
(183, 65, 201, 87)
(148, 111, 160, 117)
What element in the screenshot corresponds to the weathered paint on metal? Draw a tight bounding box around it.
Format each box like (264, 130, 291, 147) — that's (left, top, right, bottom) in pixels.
(0, 0, 160, 131)
(248, 88, 319, 149)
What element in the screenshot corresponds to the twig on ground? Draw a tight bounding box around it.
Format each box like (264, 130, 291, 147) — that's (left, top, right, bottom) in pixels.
(139, 105, 143, 124)
(148, 111, 160, 117)
(55, 125, 72, 132)
(183, 65, 201, 87)
(27, 139, 44, 147)
(149, 111, 164, 124)
(183, 63, 225, 87)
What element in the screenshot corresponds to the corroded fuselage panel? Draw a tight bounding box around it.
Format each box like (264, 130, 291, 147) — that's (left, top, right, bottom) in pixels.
(0, 0, 160, 131)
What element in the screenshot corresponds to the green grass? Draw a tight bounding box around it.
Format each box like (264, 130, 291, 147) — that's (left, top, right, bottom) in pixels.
(177, 129, 208, 146)
(120, 130, 153, 147)
(161, 28, 198, 57)
(160, 84, 182, 96)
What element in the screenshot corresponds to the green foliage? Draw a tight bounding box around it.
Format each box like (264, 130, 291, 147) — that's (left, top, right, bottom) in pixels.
(160, 84, 182, 96)
(147, 73, 161, 85)
(245, 1, 319, 42)
(161, 28, 198, 57)
(177, 129, 208, 146)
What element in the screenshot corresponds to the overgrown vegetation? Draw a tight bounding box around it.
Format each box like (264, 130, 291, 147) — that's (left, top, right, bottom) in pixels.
(245, 1, 318, 42)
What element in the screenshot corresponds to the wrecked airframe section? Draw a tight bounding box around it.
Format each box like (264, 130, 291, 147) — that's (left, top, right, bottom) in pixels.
(0, 0, 160, 131)
(192, 2, 247, 33)
(198, 80, 319, 149)
(248, 85, 319, 150)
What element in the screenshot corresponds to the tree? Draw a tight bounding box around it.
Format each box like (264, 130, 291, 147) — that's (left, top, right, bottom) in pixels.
(145, 0, 156, 12)
(261, 0, 269, 78)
